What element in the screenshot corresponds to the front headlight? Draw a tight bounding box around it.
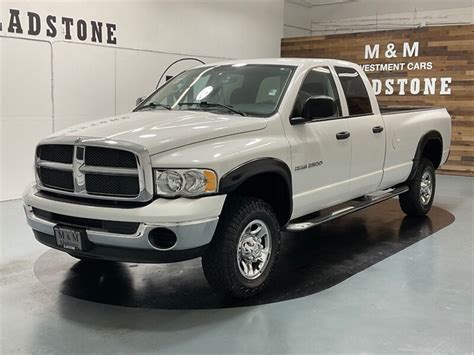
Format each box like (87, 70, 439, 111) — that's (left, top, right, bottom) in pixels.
(154, 169, 217, 197)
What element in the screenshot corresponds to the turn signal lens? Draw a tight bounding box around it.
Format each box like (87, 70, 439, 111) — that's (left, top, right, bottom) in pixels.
(203, 170, 217, 192)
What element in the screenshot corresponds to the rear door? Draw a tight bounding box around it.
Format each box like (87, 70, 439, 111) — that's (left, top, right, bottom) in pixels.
(334, 66, 386, 197)
(288, 66, 352, 218)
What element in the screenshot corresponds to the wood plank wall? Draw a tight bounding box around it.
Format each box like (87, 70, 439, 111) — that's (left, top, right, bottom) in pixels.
(281, 25, 474, 176)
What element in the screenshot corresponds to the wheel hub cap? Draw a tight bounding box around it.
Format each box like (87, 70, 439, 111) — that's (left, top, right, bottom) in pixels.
(241, 237, 263, 261)
(420, 171, 433, 205)
(237, 220, 272, 280)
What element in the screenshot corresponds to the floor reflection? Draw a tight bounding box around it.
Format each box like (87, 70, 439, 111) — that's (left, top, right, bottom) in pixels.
(34, 200, 454, 309)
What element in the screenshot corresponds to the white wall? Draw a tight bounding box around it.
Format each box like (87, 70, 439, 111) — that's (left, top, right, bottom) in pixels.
(284, 1, 312, 37)
(0, 0, 285, 201)
(283, 0, 473, 36)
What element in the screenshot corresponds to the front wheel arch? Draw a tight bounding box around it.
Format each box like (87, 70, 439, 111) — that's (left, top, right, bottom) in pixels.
(219, 158, 293, 226)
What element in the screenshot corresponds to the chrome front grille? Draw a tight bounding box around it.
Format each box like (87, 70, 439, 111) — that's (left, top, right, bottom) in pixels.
(35, 138, 153, 202)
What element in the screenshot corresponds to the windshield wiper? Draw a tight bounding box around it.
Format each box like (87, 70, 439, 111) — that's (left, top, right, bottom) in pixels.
(176, 101, 247, 116)
(135, 102, 172, 111)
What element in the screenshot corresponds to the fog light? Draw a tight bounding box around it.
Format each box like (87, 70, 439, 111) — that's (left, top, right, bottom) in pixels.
(148, 228, 177, 250)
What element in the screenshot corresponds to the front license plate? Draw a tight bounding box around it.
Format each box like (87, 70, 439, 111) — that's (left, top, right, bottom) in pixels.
(54, 225, 87, 251)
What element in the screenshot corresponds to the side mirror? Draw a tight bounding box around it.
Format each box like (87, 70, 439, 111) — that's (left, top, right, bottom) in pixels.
(136, 96, 145, 106)
(291, 96, 338, 125)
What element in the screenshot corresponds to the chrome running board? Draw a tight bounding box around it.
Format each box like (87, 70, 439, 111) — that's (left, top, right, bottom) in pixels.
(284, 186, 409, 232)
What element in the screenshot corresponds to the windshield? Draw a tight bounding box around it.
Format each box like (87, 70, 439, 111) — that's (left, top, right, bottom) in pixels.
(136, 64, 295, 117)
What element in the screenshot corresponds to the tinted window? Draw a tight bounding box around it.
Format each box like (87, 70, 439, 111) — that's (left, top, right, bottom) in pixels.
(335, 66, 373, 115)
(292, 67, 341, 118)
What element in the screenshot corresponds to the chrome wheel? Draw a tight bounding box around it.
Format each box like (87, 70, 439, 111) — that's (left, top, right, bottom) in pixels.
(237, 219, 272, 280)
(420, 170, 433, 205)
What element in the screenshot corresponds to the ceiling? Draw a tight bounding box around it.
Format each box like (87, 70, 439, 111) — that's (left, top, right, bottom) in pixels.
(286, 0, 357, 8)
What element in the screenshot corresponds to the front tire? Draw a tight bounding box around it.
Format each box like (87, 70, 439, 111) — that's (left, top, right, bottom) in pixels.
(399, 158, 436, 216)
(202, 196, 281, 298)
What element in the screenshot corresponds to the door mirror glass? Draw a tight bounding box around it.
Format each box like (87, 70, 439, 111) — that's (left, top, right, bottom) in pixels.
(303, 95, 337, 119)
(291, 95, 337, 124)
(290, 66, 341, 124)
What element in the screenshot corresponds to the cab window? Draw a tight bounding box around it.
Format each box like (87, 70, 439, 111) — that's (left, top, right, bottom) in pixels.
(335, 66, 373, 115)
(292, 66, 341, 119)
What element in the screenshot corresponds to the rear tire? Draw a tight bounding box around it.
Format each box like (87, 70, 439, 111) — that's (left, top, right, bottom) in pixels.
(399, 158, 436, 216)
(202, 196, 281, 299)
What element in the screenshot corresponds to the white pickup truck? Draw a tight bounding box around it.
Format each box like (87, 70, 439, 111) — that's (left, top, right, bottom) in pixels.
(23, 58, 451, 298)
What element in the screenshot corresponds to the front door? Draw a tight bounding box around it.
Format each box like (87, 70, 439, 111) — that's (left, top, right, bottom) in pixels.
(287, 66, 352, 218)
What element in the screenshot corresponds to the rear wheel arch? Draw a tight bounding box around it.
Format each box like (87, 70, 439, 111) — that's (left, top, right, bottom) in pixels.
(219, 158, 293, 226)
(409, 131, 443, 180)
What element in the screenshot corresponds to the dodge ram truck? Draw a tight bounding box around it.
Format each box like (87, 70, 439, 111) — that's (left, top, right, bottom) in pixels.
(23, 58, 451, 298)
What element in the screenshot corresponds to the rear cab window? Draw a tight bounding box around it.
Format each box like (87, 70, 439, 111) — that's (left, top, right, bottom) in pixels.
(335, 66, 373, 116)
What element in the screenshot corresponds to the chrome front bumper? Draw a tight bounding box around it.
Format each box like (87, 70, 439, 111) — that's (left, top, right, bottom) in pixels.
(23, 184, 226, 256)
(24, 205, 218, 251)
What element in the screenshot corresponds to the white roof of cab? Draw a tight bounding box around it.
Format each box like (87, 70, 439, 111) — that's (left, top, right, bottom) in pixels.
(198, 58, 358, 69)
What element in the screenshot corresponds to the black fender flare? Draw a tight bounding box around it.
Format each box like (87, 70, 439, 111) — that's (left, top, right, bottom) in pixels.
(219, 158, 293, 220)
(408, 130, 443, 180)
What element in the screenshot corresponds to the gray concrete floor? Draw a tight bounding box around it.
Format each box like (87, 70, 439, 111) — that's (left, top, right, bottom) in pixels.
(1, 175, 473, 354)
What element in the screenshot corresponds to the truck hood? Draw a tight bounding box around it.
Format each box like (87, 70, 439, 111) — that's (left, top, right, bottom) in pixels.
(51, 110, 268, 155)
